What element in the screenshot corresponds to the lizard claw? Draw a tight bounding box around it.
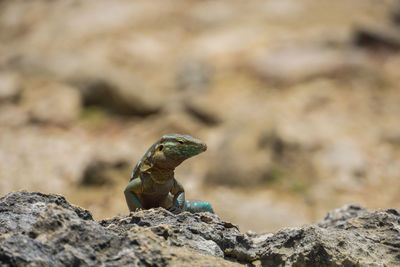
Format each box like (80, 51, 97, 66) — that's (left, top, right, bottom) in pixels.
(167, 206, 182, 214)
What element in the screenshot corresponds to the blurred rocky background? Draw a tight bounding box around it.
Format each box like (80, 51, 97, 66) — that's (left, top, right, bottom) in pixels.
(1, 0, 400, 233)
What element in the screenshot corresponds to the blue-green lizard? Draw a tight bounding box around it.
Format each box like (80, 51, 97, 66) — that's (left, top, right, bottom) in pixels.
(124, 134, 214, 213)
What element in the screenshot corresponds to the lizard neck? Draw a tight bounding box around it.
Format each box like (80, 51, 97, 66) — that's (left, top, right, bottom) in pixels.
(148, 165, 175, 184)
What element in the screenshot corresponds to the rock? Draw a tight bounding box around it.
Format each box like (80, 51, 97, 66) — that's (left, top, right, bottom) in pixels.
(250, 46, 369, 85)
(187, 2, 234, 28)
(173, 58, 220, 126)
(0, 127, 94, 195)
(317, 204, 367, 228)
(205, 130, 316, 188)
(354, 25, 400, 52)
(1, 191, 399, 266)
(383, 132, 400, 147)
(0, 191, 239, 266)
(0, 0, 164, 118)
(0, 71, 21, 103)
(261, 0, 303, 19)
(394, 2, 400, 25)
(0, 0, 399, 246)
(204, 129, 271, 187)
(74, 74, 162, 117)
(315, 142, 366, 190)
(176, 58, 213, 92)
(80, 160, 130, 186)
(21, 78, 82, 125)
(0, 103, 28, 127)
(184, 96, 221, 126)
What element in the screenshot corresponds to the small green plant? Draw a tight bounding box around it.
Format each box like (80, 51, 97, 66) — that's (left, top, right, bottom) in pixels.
(80, 106, 111, 126)
(262, 163, 312, 195)
(262, 164, 288, 185)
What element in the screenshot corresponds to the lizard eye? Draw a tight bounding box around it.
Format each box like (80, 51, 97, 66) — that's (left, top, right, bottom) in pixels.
(158, 145, 164, 151)
(177, 140, 184, 144)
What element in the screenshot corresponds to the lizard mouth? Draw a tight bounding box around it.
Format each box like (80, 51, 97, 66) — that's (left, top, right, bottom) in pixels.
(200, 143, 207, 152)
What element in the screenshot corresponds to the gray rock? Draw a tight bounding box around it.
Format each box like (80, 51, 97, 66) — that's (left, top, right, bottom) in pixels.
(0, 191, 239, 266)
(1, 191, 399, 266)
(0, 191, 92, 235)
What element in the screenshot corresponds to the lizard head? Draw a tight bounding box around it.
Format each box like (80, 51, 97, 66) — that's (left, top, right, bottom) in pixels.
(152, 134, 207, 168)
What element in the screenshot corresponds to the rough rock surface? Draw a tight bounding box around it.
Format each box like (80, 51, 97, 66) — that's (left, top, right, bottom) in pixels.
(0, 191, 238, 266)
(0, 0, 400, 233)
(1, 191, 399, 266)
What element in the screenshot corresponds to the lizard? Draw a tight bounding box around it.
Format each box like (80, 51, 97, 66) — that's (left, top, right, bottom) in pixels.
(124, 134, 214, 214)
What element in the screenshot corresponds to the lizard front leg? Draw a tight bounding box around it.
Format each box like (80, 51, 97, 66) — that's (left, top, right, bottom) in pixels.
(124, 178, 143, 212)
(169, 178, 185, 213)
(170, 178, 214, 214)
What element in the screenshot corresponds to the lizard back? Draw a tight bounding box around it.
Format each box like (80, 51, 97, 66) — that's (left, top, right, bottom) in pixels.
(129, 140, 160, 181)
